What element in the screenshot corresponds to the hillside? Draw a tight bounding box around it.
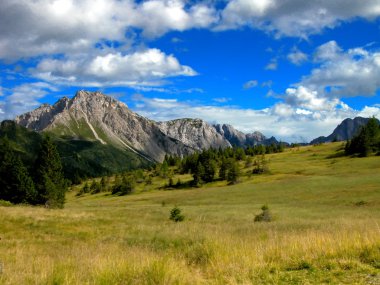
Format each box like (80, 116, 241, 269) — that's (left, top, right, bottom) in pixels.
(0, 121, 151, 181)
(0, 143, 379, 284)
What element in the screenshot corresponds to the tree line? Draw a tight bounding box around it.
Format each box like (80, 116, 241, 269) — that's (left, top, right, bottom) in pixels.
(0, 136, 67, 208)
(161, 143, 283, 187)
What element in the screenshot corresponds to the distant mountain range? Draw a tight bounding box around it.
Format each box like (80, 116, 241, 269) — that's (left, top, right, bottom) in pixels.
(15, 90, 279, 162)
(310, 117, 377, 144)
(3, 90, 375, 179)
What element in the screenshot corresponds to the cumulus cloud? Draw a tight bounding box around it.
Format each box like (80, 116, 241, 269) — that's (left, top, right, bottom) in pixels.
(32, 49, 197, 87)
(287, 47, 308, 65)
(283, 86, 339, 111)
(302, 41, 380, 97)
(131, 94, 376, 143)
(243, 80, 258, 89)
(0, 0, 217, 61)
(218, 0, 380, 37)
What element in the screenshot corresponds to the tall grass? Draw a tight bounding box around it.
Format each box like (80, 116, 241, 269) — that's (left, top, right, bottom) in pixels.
(0, 143, 379, 284)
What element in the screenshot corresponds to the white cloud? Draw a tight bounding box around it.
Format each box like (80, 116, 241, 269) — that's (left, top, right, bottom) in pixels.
(218, 0, 380, 37)
(358, 106, 380, 118)
(0, 0, 217, 61)
(243, 80, 258, 89)
(284, 86, 339, 111)
(136, 0, 217, 38)
(287, 47, 308, 65)
(265, 58, 278, 70)
(0, 82, 58, 121)
(302, 41, 380, 97)
(131, 94, 374, 143)
(213, 97, 231, 103)
(32, 49, 197, 87)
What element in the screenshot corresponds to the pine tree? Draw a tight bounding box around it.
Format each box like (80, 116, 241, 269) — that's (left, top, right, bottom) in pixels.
(227, 159, 240, 184)
(100, 176, 107, 192)
(34, 136, 67, 208)
(0, 138, 36, 204)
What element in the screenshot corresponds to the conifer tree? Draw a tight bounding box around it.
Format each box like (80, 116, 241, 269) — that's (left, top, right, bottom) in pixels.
(34, 136, 67, 208)
(0, 138, 37, 204)
(227, 159, 240, 184)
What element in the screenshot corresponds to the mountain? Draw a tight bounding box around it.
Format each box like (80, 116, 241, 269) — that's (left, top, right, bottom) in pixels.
(214, 124, 279, 147)
(310, 117, 376, 144)
(0, 120, 150, 181)
(14, 90, 281, 165)
(158, 119, 231, 150)
(15, 90, 195, 162)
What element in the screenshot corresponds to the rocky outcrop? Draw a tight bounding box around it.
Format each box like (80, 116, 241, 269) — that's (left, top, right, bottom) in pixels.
(158, 119, 231, 150)
(16, 90, 194, 161)
(310, 117, 377, 144)
(15, 90, 282, 161)
(214, 123, 277, 146)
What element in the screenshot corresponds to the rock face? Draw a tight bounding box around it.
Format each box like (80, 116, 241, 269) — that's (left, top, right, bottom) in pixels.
(15, 90, 194, 161)
(158, 119, 231, 150)
(15, 90, 281, 161)
(310, 117, 376, 144)
(214, 124, 278, 146)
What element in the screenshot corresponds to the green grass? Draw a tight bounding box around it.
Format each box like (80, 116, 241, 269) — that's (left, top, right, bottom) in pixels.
(0, 143, 379, 284)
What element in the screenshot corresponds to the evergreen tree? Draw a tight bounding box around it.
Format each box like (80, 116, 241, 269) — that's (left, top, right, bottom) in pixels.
(90, 180, 101, 194)
(112, 175, 135, 195)
(346, 117, 380, 156)
(100, 176, 107, 192)
(0, 138, 37, 204)
(219, 158, 229, 180)
(34, 136, 67, 208)
(192, 162, 205, 186)
(227, 159, 240, 184)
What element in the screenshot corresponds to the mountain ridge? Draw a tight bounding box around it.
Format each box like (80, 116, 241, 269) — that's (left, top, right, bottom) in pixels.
(310, 117, 378, 144)
(14, 90, 373, 162)
(15, 90, 282, 162)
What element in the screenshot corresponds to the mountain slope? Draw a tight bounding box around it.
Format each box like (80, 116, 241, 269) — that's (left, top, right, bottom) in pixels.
(214, 123, 279, 146)
(15, 90, 194, 162)
(0, 120, 151, 181)
(310, 117, 378, 144)
(158, 119, 231, 150)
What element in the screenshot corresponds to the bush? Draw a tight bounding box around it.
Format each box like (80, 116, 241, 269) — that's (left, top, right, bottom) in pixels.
(0, 200, 13, 207)
(169, 206, 185, 222)
(254, 205, 272, 222)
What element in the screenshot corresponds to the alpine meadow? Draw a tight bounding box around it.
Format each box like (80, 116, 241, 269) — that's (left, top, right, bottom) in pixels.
(1, 0, 380, 284)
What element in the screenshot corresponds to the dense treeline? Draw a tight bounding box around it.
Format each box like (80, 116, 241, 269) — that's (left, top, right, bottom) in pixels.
(345, 117, 380, 157)
(77, 143, 284, 196)
(0, 136, 67, 208)
(0, 120, 152, 185)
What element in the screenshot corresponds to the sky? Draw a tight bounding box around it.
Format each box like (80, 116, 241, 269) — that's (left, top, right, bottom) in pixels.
(1, 0, 380, 142)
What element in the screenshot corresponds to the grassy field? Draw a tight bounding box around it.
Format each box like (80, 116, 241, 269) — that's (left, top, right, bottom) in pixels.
(0, 143, 379, 284)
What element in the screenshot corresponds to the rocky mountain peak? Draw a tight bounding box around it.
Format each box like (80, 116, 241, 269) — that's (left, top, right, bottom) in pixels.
(158, 118, 231, 150)
(310, 117, 377, 144)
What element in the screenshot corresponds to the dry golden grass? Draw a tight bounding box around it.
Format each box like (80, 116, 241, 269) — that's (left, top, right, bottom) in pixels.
(0, 143, 379, 284)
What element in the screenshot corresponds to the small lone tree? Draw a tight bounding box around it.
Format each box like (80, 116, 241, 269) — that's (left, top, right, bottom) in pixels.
(254, 205, 272, 222)
(169, 206, 185, 222)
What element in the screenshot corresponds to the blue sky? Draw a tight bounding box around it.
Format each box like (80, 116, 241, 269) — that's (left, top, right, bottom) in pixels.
(1, 0, 380, 142)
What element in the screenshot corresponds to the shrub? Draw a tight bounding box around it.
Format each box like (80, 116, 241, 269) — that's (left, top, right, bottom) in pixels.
(169, 206, 185, 222)
(0, 200, 13, 207)
(254, 205, 272, 222)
